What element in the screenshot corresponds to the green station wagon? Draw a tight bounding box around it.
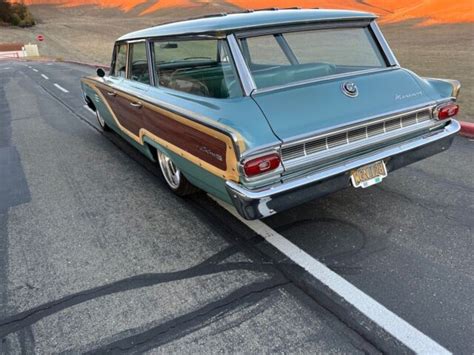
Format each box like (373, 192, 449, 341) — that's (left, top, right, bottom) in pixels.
(81, 9, 461, 219)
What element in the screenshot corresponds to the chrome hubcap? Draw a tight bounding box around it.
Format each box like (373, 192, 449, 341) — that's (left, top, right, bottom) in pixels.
(158, 151, 181, 189)
(97, 111, 106, 128)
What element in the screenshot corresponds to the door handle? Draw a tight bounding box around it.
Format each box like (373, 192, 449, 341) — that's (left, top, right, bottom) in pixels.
(129, 101, 142, 109)
(106, 91, 116, 97)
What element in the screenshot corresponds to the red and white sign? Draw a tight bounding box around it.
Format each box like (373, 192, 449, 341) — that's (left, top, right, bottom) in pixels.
(36, 35, 44, 42)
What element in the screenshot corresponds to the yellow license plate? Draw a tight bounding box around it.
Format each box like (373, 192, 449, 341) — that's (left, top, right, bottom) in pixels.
(351, 160, 387, 188)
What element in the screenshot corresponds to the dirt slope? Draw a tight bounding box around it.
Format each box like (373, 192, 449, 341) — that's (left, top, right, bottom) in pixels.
(10, 0, 474, 25)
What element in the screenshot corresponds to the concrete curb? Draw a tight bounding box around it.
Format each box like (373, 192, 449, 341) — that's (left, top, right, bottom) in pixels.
(58, 59, 110, 70)
(459, 120, 474, 138)
(19, 58, 110, 70)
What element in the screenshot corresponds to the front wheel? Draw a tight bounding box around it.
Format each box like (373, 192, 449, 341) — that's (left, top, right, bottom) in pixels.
(96, 110, 111, 131)
(157, 150, 197, 196)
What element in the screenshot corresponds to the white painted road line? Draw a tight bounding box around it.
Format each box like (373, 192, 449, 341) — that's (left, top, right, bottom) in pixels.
(41, 74, 49, 80)
(83, 104, 95, 115)
(54, 83, 69, 93)
(32, 68, 38, 72)
(214, 198, 451, 355)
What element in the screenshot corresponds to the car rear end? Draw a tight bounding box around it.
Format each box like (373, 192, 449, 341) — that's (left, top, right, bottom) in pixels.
(225, 16, 461, 219)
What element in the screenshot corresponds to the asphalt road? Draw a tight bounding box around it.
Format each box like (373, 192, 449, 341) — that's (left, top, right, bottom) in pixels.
(0, 60, 472, 354)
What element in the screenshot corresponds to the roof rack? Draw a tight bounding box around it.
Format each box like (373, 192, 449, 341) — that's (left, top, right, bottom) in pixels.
(254, 7, 302, 11)
(156, 7, 313, 27)
(200, 12, 228, 19)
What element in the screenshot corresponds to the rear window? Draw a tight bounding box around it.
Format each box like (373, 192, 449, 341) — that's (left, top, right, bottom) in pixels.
(241, 27, 387, 90)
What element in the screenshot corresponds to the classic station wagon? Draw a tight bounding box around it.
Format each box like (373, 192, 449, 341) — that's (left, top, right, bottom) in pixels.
(81, 9, 461, 219)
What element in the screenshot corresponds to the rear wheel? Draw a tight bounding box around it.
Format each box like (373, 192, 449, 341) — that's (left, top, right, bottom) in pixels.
(96, 110, 111, 131)
(157, 150, 197, 196)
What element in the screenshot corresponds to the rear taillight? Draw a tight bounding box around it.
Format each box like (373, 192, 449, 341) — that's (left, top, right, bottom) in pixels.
(243, 153, 281, 177)
(437, 103, 459, 120)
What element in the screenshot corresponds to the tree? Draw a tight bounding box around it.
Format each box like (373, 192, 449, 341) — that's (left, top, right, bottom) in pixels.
(0, 0, 35, 27)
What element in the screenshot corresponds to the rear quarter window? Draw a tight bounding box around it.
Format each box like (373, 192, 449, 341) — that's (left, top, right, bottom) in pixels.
(152, 39, 242, 99)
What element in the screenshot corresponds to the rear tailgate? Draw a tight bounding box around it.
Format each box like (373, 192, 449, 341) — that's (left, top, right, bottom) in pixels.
(251, 68, 437, 142)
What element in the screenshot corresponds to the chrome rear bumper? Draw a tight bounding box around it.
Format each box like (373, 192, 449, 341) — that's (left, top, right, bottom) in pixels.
(225, 120, 460, 220)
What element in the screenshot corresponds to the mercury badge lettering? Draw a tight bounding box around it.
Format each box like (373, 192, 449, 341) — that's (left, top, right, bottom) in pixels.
(80, 9, 461, 220)
(395, 91, 423, 100)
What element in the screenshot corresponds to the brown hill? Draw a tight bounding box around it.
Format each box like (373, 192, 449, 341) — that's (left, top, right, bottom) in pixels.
(10, 0, 474, 25)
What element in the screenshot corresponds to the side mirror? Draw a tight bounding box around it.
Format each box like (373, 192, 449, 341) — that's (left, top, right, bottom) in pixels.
(97, 68, 105, 78)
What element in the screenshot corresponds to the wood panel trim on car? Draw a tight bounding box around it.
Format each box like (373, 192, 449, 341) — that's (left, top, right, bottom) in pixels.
(82, 77, 242, 181)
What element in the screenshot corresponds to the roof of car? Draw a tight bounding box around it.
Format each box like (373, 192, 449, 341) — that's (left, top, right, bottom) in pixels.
(118, 9, 376, 41)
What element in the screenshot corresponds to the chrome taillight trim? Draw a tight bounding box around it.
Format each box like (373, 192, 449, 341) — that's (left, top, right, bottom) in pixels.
(238, 148, 284, 187)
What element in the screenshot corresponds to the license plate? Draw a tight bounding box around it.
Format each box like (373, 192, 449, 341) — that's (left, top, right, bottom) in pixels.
(351, 160, 387, 188)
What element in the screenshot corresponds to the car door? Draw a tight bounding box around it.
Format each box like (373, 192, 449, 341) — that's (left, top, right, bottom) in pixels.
(101, 41, 151, 138)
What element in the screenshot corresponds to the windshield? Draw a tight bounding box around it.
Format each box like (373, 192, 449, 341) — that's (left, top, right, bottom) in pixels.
(240, 27, 387, 90)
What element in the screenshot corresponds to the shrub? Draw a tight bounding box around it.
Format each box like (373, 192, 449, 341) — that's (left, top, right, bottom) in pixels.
(0, 0, 35, 27)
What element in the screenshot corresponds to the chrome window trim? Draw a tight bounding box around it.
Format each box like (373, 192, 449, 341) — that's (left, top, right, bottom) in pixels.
(251, 67, 398, 95)
(109, 41, 129, 79)
(126, 39, 150, 84)
(233, 19, 374, 38)
(122, 33, 226, 43)
(126, 39, 147, 44)
(146, 39, 156, 87)
(369, 21, 399, 67)
(227, 33, 257, 96)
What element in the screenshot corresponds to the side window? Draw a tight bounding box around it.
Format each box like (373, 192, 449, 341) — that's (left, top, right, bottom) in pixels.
(244, 36, 290, 66)
(129, 42, 150, 85)
(112, 43, 127, 78)
(152, 39, 241, 99)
